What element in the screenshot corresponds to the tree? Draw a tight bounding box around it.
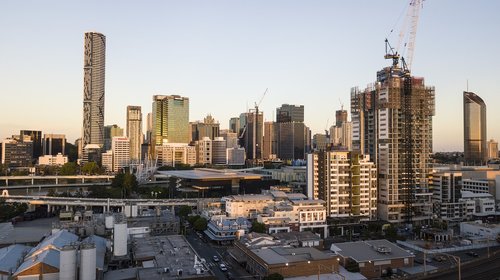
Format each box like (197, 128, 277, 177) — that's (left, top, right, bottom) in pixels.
(251, 221, 266, 233)
(187, 215, 200, 225)
(264, 273, 284, 280)
(178, 205, 192, 219)
(82, 162, 100, 175)
(193, 217, 208, 231)
(0, 198, 28, 222)
(60, 162, 78, 175)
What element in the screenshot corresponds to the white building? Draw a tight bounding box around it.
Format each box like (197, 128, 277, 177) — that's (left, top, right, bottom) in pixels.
(307, 151, 377, 222)
(155, 143, 196, 167)
(38, 153, 68, 166)
(102, 150, 113, 172)
(112, 137, 130, 173)
(227, 147, 245, 165)
(460, 191, 496, 218)
(460, 221, 500, 240)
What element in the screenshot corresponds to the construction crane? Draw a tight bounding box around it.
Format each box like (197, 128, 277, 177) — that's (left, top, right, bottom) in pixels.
(384, 0, 424, 225)
(385, 0, 424, 73)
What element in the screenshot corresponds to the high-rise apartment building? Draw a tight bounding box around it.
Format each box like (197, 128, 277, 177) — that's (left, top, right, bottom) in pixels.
(464, 91, 487, 165)
(81, 32, 106, 159)
(127, 106, 143, 161)
(196, 137, 212, 165)
(43, 134, 66, 156)
(152, 95, 190, 148)
(307, 151, 377, 222)
(351, 66, 435, 224)
(20, 130, 42, 159)
(263, 121, 277, 160)
(190, 114, 220, 142)
(329, 108, 352, 150)
(487, 139, 498, 160)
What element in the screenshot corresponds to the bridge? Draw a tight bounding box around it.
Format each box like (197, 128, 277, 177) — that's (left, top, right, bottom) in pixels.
(0, 175, 114, 186)
(1, 194, 203, 215)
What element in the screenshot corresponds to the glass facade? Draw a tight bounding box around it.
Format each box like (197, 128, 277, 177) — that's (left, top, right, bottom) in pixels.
(463, 91, 487, 165)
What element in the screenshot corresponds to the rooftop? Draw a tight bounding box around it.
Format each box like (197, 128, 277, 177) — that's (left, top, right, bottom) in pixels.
(0, 244, 32, 274)
(331, 240, 413, 263)
(157, 168, 262, 180)
(272, 231, 322, 242)
(252, 247, 331, 265)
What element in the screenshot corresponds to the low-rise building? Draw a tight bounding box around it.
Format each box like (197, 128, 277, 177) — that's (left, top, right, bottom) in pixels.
(460, 221, 500, 240)
(156, 143, 197, 167)
(226, 147, 245, 165)
(38, 153, 68, 166)
(0, 244, 32, 280)
(331, 240, 414, 279)
(272, 231, 323, 249)
(204, 215, 252, 245)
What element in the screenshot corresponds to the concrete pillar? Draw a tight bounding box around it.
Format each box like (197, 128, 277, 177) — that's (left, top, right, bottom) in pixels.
(47, 204, 51, 213)
(56, 177, 58, 184)
(5, 179, 8, 186)
(31, 178, 34, 185)
(66, 205, 69, 211)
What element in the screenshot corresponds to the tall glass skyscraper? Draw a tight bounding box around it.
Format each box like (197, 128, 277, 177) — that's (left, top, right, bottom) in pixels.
(82, 32, 106, 155)
(152, 95, 190, 148)
(464, 91, 487, 165)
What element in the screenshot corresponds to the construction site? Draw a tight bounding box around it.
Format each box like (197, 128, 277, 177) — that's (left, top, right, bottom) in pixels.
(351, 0, 435, 225)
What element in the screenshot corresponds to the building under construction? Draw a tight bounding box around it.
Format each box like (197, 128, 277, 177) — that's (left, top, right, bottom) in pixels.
(351, 65, 435, 224)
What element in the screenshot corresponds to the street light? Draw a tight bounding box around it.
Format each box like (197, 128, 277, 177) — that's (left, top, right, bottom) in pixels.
(439, 252, 461, 280)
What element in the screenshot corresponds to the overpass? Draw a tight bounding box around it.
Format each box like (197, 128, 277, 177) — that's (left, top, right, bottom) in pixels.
(1, 194, 201, 215)
(0, 175, 114, 186)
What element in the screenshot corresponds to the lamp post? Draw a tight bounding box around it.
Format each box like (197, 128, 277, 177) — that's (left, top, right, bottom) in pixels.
(440, 252, 461, 280)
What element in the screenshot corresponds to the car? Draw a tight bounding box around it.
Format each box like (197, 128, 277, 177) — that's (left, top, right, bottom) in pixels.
(433, 255, 446, 262)
(219, 263, 228, 272)
(466, 251, 479, 257)
(213, 255, 220, 262)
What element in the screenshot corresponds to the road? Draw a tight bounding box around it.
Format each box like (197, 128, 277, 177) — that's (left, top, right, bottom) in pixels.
(421, 248, 500, 280)
(185, 230, 254, 280)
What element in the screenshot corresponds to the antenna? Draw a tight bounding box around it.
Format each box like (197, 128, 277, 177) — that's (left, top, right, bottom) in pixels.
(466, 79, 469, 92)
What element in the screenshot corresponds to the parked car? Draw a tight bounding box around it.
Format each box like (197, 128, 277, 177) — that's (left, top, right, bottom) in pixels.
(219, 263, 228, 272)
(466, 251, 479, 257)
(433, 255, 446, 262)
(213, 255, 220, 262)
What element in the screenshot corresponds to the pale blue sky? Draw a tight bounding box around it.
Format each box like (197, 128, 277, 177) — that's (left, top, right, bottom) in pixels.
(1, 0, 499, 151)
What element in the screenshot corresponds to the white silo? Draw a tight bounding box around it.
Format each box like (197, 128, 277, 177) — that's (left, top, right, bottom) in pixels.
(105, 214, 114, 229)
(113, 222, 128, 257)
(79, 243, 96, 280)
(59, 245, 77, 280)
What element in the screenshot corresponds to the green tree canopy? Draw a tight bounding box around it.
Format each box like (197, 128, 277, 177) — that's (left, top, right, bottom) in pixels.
(193, 217, 208, 231)
(251, 221, 266, 233)
(82, 162, 100, 175)
(60, 162, 78, 175)
(178, 205, 192, 219)
(264, 273, 284, 280)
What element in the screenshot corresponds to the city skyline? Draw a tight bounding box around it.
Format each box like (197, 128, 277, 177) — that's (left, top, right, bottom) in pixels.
(1, 1, 500, 151)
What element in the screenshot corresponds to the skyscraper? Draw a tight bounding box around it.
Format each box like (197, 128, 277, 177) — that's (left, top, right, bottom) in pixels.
(81, 31, 106, 158)
(127, 106, 143, 161)
(43, 134, 66, 156)
(104, 125, 124, 151)
(190, 114, 220, 142)
(275, 104, 307, 161)
(20, 130, 42, 159)
(351, 66, 435, 224)
(487, 139, 498, 160)
(152, 95, 190, 148)
(464, 91, 487, 165)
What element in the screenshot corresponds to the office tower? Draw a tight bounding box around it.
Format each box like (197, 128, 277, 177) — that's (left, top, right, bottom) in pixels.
(276, 104, 304, 123)
(146, 112, 153, 144)
(43, 134, 66, 156)
(312, 134, 328, 151)
(212, 137, 227, 165)
(127, 106, 143, 161)
(220, 130, 239, 149)
(229, 117, 240, 134)
(1, 139, 33, 167)
(263, 121, 277, 160)
(329, 108, 352, 150)
(111, 137, 130, 173)
(227, 147, 246, 165)
(104, 125, 124, 151)
(464, 91, 487, 165)
(351, 66, 435, 224)
(196, 137, 212, 165)
(81, 32, 106, 159)
(307, 151, 377, 222)
(190, 114, 220, 142)
(275, 104, 306, 161)
(487, 139, 498, 159)
(20, 130, 42, 159)
(431, 170, 463, 222)
(152, 95, 190, 149)
(240, 111, 263, 161)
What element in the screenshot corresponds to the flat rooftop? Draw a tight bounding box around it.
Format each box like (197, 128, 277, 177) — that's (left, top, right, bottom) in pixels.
(252, 247, 331, 265)
(156, 168, 262, 180)
(331, 240, 413, 263)
(132, 235, 212, 279)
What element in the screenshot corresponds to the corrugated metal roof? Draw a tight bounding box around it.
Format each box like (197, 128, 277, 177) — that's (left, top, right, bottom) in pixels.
(0, 244, 32, 274)
(14, 249, 60, 276)
(27, 229, 78, 257)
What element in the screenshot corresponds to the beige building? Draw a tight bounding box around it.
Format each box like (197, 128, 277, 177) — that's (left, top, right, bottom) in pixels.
(307, 151, 377, 222)
(488, 139, 498, 159)
(38, 153, 68, 166)
(155, 143, 196, 167)
(227, 147, 245, 165)
(126, 105, 143, 161)
(112, 137, 130, 172)
(196, 137, 212, 165)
